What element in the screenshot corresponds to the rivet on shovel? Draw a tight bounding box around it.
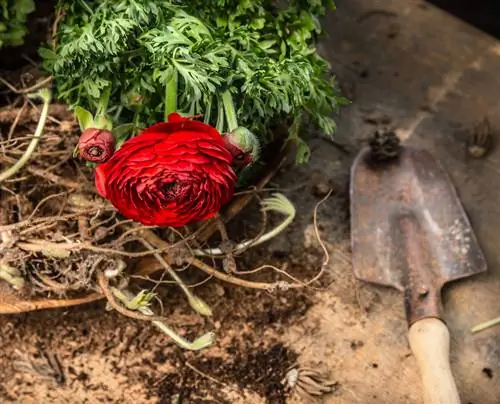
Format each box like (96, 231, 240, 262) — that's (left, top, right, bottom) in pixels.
(350, 146, 487, 404)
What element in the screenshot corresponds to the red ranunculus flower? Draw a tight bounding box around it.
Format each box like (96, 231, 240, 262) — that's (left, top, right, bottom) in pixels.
(77, 128, 115, 163)
(95, 113, 237, 227)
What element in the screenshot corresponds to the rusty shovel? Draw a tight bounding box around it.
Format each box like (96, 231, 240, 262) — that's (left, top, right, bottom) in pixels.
(350, 146, 487, 404)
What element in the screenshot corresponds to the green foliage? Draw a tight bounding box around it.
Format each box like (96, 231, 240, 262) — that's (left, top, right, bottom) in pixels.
(41, 0, 348, 162)
(0, 0, 35, 48)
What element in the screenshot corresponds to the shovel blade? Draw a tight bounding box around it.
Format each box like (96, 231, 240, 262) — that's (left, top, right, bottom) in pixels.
(350, 147, 487, 292)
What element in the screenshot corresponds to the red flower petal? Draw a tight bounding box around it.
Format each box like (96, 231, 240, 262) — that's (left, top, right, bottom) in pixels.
(94, 116, 236, 227)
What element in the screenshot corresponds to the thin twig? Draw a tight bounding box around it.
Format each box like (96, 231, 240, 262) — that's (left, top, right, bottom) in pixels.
(0, 76, 53, 95)
(302, 189, 332, 286)
(185, 361, 230, 388)
(7, 100, 28, 140)
(187, 258, 301, 290)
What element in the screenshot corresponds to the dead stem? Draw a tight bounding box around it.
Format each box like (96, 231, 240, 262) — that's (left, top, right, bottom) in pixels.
(301, 189, 332, 287)
(0, 292, 103, 314)
(215, 215, 237, 273)
(26, 166, 83, 189)
(185, 361, 231, 389)
(7, 100, 28, 140)
(471, 316, 500, 333)
(78, 216, 90, 240)
(35, 272, 73, 293)
(187, 257, 301, 291)
(88, 214, 125, 232)
(0, 76, 54, 95)
(0, 89, 52, 183)
(16, 238, 183, 259)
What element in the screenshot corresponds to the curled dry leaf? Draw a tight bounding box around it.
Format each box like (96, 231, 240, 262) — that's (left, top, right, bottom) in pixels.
(282, 366, 338, 403)
(467, 117, 494, 158)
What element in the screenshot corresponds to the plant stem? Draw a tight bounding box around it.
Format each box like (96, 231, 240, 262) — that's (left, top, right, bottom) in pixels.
(0, 89, 51, 184)
(194, 193, 296, 256)
(96, 86, 111, 117)
(77, 0, 93, 14)
(188, 257, 299, 290)
(471, 316, 500, 333)
(112, 287, 214, 351)
(222, 90, 238, 132)
(204, 95, 213, 124)
(216, 97, 225, 133)
(140, 239, 212, 317)
(164, 69, 178, 118)
(113, 105, 123, 123)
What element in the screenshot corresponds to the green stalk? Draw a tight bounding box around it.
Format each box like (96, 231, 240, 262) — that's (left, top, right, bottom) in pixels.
(140, 240, 212, 317)
(216, 97, 225, 133)
(193, 193, 296, 256)
(77, 0, 93, 14)
(221, 90, 238, 132)
(113, 105, 123, 123)
(96, 86, 111, 118)
(112, 288, 214, 351)
(164, 69, 178, 118)
(0, 89, 51, 183)
(204, 95, 213, 124)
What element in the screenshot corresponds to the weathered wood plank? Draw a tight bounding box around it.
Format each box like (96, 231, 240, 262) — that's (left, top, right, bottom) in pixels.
(297, 0, 500, 402)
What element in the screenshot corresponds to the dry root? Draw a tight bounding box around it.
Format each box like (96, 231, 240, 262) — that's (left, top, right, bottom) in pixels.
(0, 81, 332, 349)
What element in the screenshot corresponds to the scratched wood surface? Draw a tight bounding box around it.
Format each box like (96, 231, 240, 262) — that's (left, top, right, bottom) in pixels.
(284, 1, 500, 403)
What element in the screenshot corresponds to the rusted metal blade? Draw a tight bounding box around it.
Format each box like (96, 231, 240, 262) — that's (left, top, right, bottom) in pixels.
(350, 146, 487, 299)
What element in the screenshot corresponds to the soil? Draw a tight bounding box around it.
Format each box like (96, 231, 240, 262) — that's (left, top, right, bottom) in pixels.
(0, 71, 349, 402)
(0, 3, 347, 403)
(0, 130, 347, 404)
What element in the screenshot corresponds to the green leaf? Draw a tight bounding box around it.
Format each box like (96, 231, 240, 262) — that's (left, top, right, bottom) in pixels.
(94, 115, 113, 131)
(294, 137, 311, 164)
(74, 106, 94, 131)
(43, 0, 346, 165)
(0, 0, 34, 49)
(38, 47, 57, 60)
(113, 123, 136, 149)
(258, 40, 276, 50)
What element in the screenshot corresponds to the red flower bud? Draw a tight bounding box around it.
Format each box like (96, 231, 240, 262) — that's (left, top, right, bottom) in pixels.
(77, 128, 115, 163)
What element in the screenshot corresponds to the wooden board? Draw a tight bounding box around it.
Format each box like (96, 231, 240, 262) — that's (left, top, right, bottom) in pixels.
(287, 0, 500, 402)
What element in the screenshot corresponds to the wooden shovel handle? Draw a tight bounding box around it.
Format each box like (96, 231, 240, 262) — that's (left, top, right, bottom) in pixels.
(408, 318, 461, 404)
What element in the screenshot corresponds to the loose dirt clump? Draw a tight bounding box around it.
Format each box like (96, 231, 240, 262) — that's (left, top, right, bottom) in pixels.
(156, 341, 297, 404)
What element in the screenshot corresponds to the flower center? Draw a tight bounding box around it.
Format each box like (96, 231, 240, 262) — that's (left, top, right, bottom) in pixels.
(161, 182, 180, 200)
(88, 146, 104, 157)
